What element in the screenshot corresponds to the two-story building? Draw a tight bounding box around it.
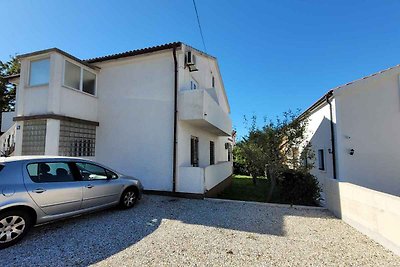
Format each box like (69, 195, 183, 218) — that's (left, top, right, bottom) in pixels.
(1, 42, 233, 197)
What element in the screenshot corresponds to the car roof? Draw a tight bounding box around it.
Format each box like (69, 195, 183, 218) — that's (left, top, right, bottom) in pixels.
(0, 156, 88, 163)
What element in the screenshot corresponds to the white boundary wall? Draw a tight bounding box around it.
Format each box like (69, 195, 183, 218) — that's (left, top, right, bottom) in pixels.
(324, 178, 400, 255)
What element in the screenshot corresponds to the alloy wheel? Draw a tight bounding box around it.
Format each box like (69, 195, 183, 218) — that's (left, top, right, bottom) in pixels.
(124, 191, 136, 207)
(0, 216, 26, 244)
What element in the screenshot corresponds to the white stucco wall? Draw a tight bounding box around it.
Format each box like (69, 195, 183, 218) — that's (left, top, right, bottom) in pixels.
(303, 101, 336, 191)
(16, 53, 98, 121)
(334, 67, 400, 196)
(324, 178, 400, 256)
(94, 51, 175, 191)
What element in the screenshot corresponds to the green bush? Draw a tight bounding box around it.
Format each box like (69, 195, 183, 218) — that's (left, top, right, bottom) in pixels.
(279, 170, 321, 206)
(233, 162, 249, 176)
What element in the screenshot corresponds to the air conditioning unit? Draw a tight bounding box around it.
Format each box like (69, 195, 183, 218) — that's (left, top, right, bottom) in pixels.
(186, 51, 196, 66)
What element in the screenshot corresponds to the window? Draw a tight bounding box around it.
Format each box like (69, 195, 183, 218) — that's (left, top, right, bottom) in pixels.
(227, 143, 232, 162)
(76, 162, 117, 181)
(212, 76, 215, 88)
(27, 162, 75, 183)
(210, 141, 215, 165)
(64, 60, 81, 90)
(22, 120, 46, 156)
(63, 60, 96, 95)
(59, 121, 96, 157)
(318, 149, 325, 170)
(29, 58, 50, 86)
(82, 69, 96, 95)
(190, 80, 198, 90)
(190, 136, 199, 167)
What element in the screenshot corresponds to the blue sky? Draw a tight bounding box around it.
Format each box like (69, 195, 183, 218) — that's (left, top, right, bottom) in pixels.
(1, 0, 400, 138)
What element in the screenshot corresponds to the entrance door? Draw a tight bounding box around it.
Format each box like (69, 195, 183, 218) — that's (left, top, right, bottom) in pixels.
(191, 136, 199, 167)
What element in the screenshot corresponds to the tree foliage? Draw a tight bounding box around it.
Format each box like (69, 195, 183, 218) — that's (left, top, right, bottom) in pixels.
(0, 56, 20, 112)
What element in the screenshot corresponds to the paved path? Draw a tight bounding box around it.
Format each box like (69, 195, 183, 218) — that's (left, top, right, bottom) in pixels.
(0, 195, 398, 266)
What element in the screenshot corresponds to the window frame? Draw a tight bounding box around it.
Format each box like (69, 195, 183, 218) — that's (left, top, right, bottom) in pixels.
(190, 136, 199, 167)
(62, 59, 97, 96)
(28, 57, 50, 87)
(190, 79, 199, 90)
(318, 149, 325, 171)
(74, 161, 119, 181)
(210, 141, 215, 165)
(26, 161, 80, 183)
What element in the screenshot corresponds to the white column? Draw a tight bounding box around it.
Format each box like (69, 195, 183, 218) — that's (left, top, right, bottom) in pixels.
(44, 119, 60, 155)
(14, 122, 23, 156)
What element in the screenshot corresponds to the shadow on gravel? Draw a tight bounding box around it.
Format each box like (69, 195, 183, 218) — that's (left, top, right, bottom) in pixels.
(0, 195, 332, 266)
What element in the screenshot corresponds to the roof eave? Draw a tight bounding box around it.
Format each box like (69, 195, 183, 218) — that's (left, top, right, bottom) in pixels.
(18, 48, 99, 70)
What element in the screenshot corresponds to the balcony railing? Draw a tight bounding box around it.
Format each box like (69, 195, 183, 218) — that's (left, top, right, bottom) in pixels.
(178, 89, 232, 136)
(177, 161, 233, 194)
(0, 123, 16, 157)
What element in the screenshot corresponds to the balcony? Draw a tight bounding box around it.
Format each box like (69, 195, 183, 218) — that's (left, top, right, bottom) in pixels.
(177, 161, 233, 194)
(178, 89, 232, 136)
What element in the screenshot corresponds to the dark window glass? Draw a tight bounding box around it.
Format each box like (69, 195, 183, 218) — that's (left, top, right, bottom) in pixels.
(27, 162, 75, 183)
(76, 162, 117, 180)
(210, 141, 215, 165)
(82, 69, 96, 95)
(228, 144, 232, 162)
(64, 61, 81, 90)
(318, 149, 325, 170)
(191, 136, 199, 167)
(212, 76, 215, 88)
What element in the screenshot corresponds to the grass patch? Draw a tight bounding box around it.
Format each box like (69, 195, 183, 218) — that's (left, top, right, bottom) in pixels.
(216, 175, 281, 203)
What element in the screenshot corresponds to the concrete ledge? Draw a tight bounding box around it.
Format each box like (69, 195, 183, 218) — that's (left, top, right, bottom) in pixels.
(143, 190, 204, 199)
(205, 175, 232, 197)
(205, 197, 327, 210)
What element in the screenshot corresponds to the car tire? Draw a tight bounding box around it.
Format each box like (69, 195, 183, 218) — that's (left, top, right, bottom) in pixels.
(119, 188, 137, 209)
(0, 209, 33, 249)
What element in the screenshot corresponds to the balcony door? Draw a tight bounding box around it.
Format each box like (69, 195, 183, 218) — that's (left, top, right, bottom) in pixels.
(191, 136, 199, 167)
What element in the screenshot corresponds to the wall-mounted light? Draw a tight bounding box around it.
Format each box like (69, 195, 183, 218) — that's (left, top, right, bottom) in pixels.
(328, 148, 332, 154)
(349, 149, 355, 155)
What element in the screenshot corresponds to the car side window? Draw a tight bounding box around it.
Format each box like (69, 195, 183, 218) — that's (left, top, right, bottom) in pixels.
(76, 162, 118, 181)
(27, 162, 76, 183)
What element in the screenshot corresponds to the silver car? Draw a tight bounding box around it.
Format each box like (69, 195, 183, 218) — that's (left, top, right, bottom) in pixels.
(0, 156, 143, 249)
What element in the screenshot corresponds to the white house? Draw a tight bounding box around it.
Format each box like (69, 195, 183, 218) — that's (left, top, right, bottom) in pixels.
(0, 42, 234, 197)
(301, 65, 400, 255)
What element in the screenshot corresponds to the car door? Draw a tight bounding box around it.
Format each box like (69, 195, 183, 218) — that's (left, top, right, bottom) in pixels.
(24, 161, 83, 215)
(75, 162, 123, 209)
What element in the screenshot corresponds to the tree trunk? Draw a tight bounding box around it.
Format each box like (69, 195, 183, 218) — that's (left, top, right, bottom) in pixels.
(251, 174, 257, 185)
(266, 169, 276, 202)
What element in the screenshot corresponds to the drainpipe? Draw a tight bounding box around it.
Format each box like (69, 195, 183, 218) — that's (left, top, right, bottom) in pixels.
(326, 90, 337, 180)
(172, 46, 179, 192)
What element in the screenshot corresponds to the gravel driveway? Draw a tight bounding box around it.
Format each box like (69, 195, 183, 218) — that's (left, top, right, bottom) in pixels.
(0, 195, 398, 266)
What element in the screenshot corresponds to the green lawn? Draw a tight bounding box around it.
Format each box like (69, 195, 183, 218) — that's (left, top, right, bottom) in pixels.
(216, 175, 282, 203)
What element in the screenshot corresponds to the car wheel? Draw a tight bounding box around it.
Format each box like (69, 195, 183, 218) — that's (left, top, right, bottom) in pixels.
(0, 210, 32, 249)
(120, 188, 137, 209)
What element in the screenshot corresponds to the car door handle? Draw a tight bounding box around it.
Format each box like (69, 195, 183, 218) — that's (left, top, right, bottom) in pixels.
(33, 188, 46, 193)
(85, 184, 94, 189)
